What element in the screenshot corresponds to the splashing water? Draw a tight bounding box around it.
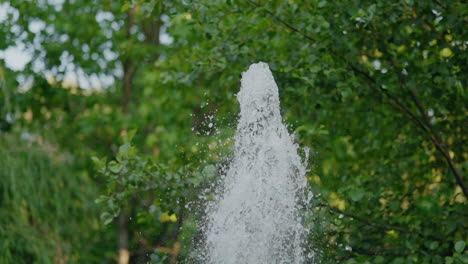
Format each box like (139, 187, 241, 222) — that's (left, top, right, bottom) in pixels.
(201, 62, 311, 264)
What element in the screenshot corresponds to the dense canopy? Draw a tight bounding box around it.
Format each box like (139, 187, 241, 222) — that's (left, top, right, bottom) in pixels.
(0, 0, 466, 263)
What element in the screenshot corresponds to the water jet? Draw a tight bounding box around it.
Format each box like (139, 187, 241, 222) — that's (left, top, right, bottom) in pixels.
(200, 62, 312, 264)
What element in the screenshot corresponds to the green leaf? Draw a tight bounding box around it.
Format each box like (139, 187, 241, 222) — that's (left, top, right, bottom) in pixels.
(455, 241, 465, 253)
(374, 256, 385, 263)
(123, 129, 137, 143)
(117, 143, 131, 161)
(429, 241, 439, 250)
(439, 48, 453, 57)
(100, 212, 114, 225)
(108, 161, 122, 174)
(445, 256, 453, 264)
(91, 156, 100, 164)
(349, 188, 365, 202)
(121, 2, 130, 12)
(91, 156, 106, 172)
(94, 195, 108, 204)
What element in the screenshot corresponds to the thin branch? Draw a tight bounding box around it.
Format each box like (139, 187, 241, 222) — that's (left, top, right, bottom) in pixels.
(407, 89, 468, 197)
(317, 203, 447, 243)
(347, 64, 430, 133)
(245, 0, 316, 42)
(386, 52, 467, 198)
(317, 203, 408, 233)
(433, 0, 446, 10)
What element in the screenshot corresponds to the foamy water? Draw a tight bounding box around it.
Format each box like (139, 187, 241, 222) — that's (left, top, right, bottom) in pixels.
(200, 62, 312, 264)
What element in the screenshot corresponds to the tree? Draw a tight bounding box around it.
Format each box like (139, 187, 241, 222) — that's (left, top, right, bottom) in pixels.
(143, 0, 467, 262)
(0, 135, 101, 263)
(1, 0, 466, 263)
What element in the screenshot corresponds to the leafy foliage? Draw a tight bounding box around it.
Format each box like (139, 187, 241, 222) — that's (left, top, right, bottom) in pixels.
(0, 135, 101, 263)
(0, 0, 466, 263)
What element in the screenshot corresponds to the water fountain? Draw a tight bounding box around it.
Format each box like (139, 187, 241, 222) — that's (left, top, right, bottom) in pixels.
(200, 62, 312, 264)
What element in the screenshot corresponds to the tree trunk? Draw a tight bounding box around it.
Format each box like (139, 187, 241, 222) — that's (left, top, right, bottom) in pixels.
(118, 212, 130, 264)
(118, 9, 135, 264)
(122, 58, 135, 115)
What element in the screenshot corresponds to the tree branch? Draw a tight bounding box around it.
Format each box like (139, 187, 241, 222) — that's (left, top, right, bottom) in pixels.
(407, 89, 468, 197)
(244, 0, 316, 42)
(318, 203, 408, 233)
(347, 64, 430, 133)
(317, 202, 446, 243)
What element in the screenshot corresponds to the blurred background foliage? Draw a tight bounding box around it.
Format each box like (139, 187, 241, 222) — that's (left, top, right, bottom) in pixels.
(0, 0, 466, 263)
